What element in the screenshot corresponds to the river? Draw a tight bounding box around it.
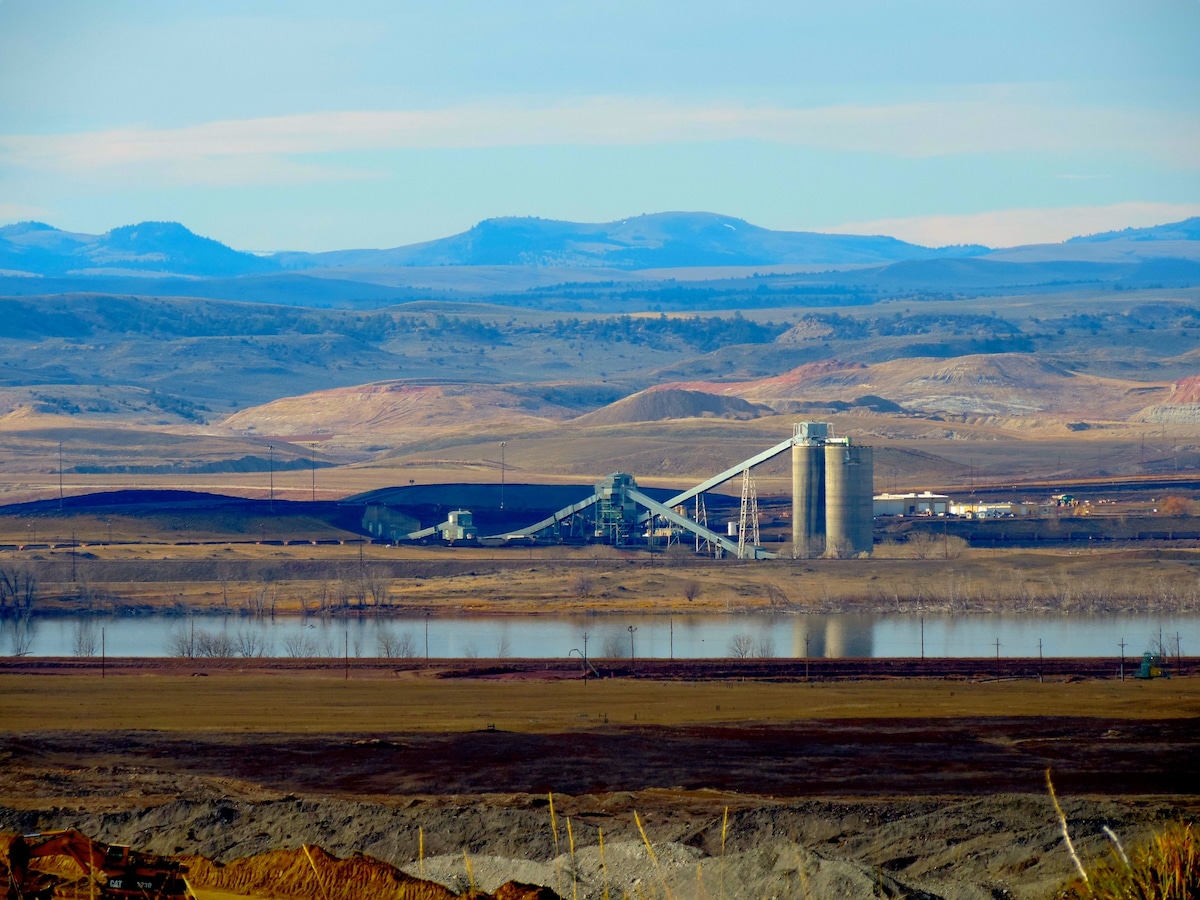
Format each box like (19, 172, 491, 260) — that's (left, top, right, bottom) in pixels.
(2, 611, 1195, 660)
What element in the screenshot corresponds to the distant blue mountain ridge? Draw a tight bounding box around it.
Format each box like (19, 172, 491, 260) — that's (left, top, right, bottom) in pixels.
(1, 212, 989, 278)
(270, 212, 991, 270)
(2, 212, 1197, 280)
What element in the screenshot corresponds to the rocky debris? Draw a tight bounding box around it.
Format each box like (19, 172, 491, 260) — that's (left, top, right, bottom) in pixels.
(1, 794, 1191, 900)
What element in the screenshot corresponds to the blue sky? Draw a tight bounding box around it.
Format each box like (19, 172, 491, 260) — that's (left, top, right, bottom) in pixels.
(1, 0, 1198, 251)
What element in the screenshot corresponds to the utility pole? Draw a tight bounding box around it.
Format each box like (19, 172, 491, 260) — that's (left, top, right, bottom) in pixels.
(804, 633, 811, 681)
(669, 618, 673, 661)
(627, 625, 637, 671)
(1038, 638, 1043, 684)
(425, 614, 430, 663)
(919, 613, 925, 661)
(1119, 637, 1126, 682)
(268, 445, 275, 510)
(58, 441, 63, 508)
(311, 444, 316, 503)
(70, 531, 76, 582)
(500, 442, 506, 510)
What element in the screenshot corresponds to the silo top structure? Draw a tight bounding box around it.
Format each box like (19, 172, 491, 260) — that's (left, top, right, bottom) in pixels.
(791, 422, 874, 558)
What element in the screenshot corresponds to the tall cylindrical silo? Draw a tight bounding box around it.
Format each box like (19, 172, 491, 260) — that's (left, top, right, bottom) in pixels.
(824, 442, 852, 557)
(850, 445, 875, 556)
(792, 440, 825, 558)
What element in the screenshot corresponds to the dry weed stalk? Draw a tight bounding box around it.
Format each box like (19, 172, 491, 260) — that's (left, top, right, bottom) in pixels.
(634, 812, 672, 900)
(1047, 768, 1088, 883)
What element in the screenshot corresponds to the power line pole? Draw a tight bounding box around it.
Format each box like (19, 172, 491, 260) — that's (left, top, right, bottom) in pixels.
(1119, 638, 1126, 682)
(58, 441, 63, 508)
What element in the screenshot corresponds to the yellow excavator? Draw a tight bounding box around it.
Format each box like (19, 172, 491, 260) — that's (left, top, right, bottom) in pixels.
(2, 829, 193, 900)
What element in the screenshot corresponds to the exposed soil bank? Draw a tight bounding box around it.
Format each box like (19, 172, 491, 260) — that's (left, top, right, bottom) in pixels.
(3, 655, 1192, 679)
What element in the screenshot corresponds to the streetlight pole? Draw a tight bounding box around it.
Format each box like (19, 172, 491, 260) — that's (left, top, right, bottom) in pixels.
(628, 625, 637, 671)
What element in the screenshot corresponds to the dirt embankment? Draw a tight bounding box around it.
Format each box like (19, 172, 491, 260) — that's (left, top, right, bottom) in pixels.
(1, 794, 1193, 900)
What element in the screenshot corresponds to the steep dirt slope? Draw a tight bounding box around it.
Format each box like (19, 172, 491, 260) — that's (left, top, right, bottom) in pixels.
(663, 353, 1173, 421)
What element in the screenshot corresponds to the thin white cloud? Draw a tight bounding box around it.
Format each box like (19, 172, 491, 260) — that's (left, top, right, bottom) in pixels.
(1, 97, 1196, 186)
(830, 202, 1200, 249)
(0, 201, 51, 222)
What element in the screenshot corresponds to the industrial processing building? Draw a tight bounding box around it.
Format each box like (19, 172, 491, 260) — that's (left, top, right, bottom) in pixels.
(390, 422, 875, 558)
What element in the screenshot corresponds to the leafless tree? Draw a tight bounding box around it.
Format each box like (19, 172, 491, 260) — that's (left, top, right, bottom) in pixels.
(0, 565, 36, 615)
(496, 633, 512, 658)
(235, 629, 268, 658)
(728, 633, 755, 658)
(754, 636, 777, 659)
(366, 569, 391, 606)
(602, 633, 628, 658)
(282, 633, 317, 658)
(570, 573, 595, 598)
(682, 580, 701, 603)
(4, 614, 35, 656)
(377, 629, 416, 658)
(167, 629, 191, 657)
(72, 619, 99, 657)
(195, 630, 236, 658)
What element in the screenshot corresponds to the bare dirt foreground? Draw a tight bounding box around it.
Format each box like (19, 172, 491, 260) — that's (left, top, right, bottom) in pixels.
(1, 665, 1198, 900)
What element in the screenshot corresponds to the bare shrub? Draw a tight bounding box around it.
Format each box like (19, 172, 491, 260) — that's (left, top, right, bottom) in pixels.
(496, 634, 512, 658)
(1160, 495, 1193, 517)
(282, 633, 317, 658)
(167, 626, 196, 658)
(72, 619, 99, 657)
(235, 629, 268, 658)
(682, 580, 701, 603)
(195, 630, 236, 658)
(377, 630, 416, 658)
(570, 573, 596, 599)
(754, 636, 777, 658)
(601, 633, 628, 658)
(728, 633, 755, 658)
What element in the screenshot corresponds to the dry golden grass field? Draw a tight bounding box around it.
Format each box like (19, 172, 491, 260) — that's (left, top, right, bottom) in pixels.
(4, 673, 1199, 734)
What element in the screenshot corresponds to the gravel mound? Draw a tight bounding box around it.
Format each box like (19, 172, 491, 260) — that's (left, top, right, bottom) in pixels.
(575, 389, 764, 425)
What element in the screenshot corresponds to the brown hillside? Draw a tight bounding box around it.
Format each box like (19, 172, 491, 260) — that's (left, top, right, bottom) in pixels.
(664, 354, 1171, 421)
(220, 382, 583, 435)
(573, 388, 765, 425)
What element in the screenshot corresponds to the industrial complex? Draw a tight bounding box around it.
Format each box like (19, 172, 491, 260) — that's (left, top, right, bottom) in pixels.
(377, 423, 877, 559)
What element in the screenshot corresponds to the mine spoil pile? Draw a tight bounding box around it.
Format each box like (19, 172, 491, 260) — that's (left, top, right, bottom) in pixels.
(0, 833, 557, 900)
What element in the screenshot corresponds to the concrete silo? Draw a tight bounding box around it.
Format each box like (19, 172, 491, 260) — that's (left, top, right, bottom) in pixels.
(792, 422, 875, 558)
(824, 441, 874, 558)
(791, 422, 827, 559)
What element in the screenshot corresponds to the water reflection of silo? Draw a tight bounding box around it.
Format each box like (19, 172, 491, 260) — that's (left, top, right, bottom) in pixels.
(823, 616, 875, 658)
(792, 616, 827, 658)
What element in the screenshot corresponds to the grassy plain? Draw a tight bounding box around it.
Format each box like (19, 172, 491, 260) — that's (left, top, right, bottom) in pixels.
(3, 674, 1199, 733)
